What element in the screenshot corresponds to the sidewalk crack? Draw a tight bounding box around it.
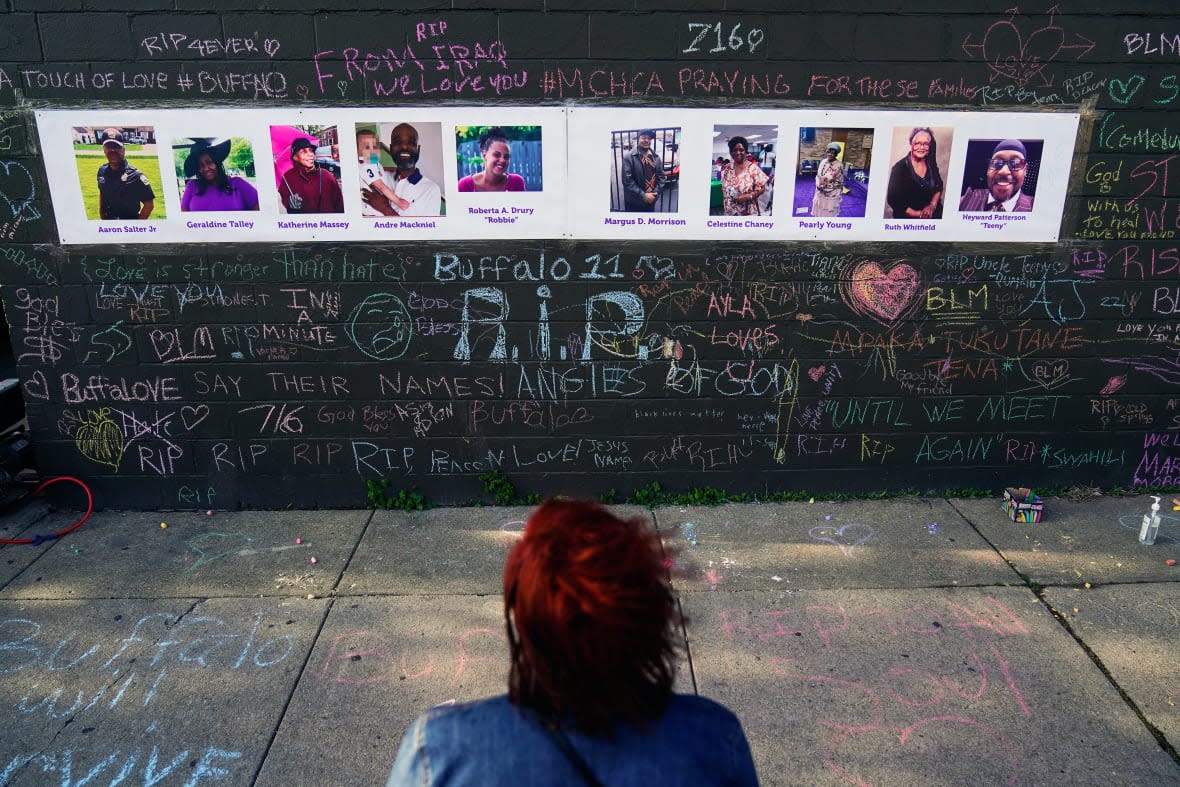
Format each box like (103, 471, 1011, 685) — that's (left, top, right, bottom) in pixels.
(948, 499, 1180, 767)
(168, 597, 205, 627)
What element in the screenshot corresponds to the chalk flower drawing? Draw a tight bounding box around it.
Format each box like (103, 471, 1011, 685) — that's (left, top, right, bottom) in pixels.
(961, 5, 1095, 88)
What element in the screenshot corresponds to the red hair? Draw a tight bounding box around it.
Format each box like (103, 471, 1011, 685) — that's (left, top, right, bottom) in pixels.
(504, 499, 679, 735)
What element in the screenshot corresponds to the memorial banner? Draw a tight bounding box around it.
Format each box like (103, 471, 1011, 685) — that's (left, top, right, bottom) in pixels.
(36, 107, 1078, 244)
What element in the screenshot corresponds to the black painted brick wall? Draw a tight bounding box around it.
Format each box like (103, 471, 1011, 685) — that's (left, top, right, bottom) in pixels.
(0, 3, 1178, 508)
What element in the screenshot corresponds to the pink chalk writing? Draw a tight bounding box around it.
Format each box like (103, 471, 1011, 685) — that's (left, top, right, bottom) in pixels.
(312, 35, 525, 98)
(722, 597, 1032, 785)
(961, 7, 1094, 88)
(317, 627, 505, 687)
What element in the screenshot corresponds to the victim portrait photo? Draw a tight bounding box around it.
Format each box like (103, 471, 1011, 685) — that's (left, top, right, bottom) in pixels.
(711, 124, 777, 217)
(73, 125, 163, 221)
(610, 126, 680, 213)
(794, 127, 873, 218)
(270, 123, 345, 215)
(884, 126, 953, 220)
(456, 125, 542, 193)
(357, 121, 445, 217)
(172, 136, 259, 212)
(958, 138, 1043, 213)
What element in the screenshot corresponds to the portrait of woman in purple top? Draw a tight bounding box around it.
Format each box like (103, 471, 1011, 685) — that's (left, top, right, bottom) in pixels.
(179, 138, 260, 212)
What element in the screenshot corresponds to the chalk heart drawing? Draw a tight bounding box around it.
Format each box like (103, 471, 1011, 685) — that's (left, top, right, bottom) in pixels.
(1108, 75, 1146, 106)
(75, 409, 124, 469)
(23, 370, 49, 400)
(961, 7, 1094, 88)
(0, 160, 36, 219)
(181, 404, 210, 431)
(842, 261, 921, 326)
(1028, 358, 1069, 389)
(808, 523, 876, 556)
(807, 365, 826, 383)
(980, 18, 1061, 85)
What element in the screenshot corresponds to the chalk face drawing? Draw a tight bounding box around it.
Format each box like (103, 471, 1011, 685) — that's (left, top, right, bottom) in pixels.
(345, 292, 413, 360)
(808, 523, 877, 556)
(839, 260, 922, 325)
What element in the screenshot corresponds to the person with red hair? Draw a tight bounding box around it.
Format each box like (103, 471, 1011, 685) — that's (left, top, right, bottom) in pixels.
(387, 499, 759, 786)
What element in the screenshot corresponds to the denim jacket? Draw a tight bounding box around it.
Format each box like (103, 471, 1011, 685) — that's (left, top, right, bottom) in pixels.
(387, 693, 759, 786)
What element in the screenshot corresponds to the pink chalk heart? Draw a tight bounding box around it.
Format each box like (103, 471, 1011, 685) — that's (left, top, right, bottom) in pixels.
(808, 523, 876, 556)
(979, 18, 1059, 87)
(841, 260, 921, 325)
(808, 365, 826, 383)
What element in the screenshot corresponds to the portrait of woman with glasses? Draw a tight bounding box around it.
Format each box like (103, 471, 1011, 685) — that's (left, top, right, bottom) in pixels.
(885, 127, 947, 220)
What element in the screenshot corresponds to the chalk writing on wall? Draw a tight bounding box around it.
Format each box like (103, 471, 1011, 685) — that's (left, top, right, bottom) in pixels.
(682, 22, 765, 55)
(961, 7, 1095, 88)
(0, 160, 42, 240)
(0, 236, 1172, 507)
(0, 5, 1177, 511)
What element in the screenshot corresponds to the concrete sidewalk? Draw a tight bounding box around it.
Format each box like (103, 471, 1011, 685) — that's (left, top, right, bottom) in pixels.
(1, 495, 1179, 786)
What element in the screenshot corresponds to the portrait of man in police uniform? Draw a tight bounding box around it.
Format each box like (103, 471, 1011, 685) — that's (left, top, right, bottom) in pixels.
(95, 128, 156, 220)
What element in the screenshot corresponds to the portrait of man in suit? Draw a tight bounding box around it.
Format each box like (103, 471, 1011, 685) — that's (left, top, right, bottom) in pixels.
(958, 139, 1037, 213)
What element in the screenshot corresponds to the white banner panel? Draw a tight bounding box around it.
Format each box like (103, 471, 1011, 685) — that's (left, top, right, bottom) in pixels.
(566, 107, 1080, 242)
(36, 107, 566, 244)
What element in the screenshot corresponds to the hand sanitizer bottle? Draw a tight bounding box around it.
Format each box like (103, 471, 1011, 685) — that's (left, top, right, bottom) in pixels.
(1139, 495, 1161, 545)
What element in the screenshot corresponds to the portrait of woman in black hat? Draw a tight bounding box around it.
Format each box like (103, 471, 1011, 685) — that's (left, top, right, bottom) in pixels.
(177, 137, 259, 212)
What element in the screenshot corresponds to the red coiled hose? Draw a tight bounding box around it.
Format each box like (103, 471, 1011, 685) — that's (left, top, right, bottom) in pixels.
(0, 476, 94, 545)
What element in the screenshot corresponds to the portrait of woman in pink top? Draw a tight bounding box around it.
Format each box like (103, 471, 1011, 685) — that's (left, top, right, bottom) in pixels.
(457, 127, 526, 193)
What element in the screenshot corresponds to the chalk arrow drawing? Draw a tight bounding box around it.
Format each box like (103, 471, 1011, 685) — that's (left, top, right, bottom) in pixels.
(961, 5, 1095, 88)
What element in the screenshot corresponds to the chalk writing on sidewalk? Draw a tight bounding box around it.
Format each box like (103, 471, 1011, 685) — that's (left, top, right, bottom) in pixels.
(719, 595, 1033, 784)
